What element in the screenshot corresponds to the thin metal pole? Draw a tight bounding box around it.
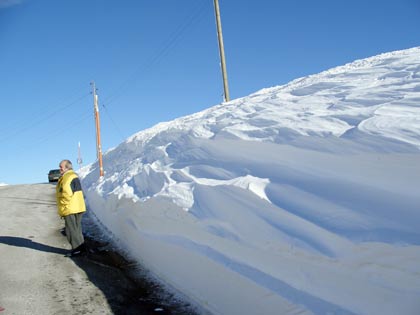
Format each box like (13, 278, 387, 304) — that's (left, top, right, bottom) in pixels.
(91, 81, 104, 177)
(213, 0, 230, 102)
(77, 141, 83, 171)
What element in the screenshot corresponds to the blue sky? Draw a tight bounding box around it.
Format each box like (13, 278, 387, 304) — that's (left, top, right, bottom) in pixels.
(0, 0, 419, 185)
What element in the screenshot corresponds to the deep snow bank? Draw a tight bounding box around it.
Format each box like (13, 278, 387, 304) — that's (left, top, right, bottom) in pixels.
(80, 47, 420, 315)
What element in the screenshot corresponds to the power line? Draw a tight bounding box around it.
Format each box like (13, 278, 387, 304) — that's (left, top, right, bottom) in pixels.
(0, 92, 90, 144)
(91, 1, 210, 145)
(102, 0, 210, 106)
(9, 110, 92, 156)
(0, 85, 89, 133)
(101, 102, 125, 140)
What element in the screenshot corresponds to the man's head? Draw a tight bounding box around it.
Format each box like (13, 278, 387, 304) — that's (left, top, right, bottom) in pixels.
(59, 159, 73, 175)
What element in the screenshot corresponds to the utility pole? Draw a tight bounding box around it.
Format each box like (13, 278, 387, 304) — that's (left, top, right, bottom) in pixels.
(213, 0, 230, 102)
(77, 141, 83, 171)
(91, 81, 104, 177)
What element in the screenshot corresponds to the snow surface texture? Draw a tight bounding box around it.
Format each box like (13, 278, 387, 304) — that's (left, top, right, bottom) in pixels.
(80, 47, 420, 315)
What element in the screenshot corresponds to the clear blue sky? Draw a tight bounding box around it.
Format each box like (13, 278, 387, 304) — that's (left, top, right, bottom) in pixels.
(0, 0, 419, 185)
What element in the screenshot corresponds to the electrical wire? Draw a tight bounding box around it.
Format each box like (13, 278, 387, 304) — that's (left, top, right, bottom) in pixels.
(102, 0, 210, 106)
(1, 1, 212, 153)
(100, 103, 125, 140)
(11, 110, 92, 156)
(91, 0, 211, 144)
(0, 92, 90, 144)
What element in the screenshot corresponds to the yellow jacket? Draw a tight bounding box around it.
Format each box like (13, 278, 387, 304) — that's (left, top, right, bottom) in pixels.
(56, 170, 86, 217)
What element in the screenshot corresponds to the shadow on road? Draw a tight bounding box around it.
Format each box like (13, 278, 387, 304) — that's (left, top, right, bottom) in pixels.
(70, 240, 172, 315)
(0, 236, 186, 314)
(65, 214, 199, 315)
(0, 236, 68, 255)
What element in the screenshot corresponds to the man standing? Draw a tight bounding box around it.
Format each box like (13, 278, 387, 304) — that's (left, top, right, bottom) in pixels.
(56, 159, 87, 257)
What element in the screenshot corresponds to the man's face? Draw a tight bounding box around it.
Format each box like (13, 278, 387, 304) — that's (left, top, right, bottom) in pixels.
(59, 162, 67, 175)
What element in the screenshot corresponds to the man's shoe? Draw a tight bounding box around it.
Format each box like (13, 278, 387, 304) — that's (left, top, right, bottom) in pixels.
(65, 249, 85, 258)
(65, 244, 87, 257)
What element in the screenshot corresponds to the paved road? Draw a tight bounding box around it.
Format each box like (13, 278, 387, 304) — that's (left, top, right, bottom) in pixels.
(0, 184, 197, 315)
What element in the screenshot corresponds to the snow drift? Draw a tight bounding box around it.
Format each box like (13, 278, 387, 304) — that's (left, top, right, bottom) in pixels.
(80, 47, 420, 315)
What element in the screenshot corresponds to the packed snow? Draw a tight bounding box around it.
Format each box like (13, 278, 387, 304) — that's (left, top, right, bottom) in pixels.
(80, 47, 420, 315)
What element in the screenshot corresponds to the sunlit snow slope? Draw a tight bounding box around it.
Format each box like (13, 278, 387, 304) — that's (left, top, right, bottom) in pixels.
(81, 47, 420, 315)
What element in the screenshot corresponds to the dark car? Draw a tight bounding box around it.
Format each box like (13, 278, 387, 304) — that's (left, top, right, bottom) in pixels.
(48, 169, 61, 182)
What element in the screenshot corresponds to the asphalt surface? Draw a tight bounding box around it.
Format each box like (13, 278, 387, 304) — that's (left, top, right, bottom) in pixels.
(0, 183, 199, 315)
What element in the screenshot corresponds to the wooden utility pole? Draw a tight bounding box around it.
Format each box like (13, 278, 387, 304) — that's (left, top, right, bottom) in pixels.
(213, 0, 230, 102)
(91, 81, 104, 177)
